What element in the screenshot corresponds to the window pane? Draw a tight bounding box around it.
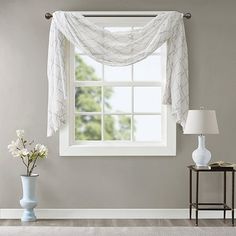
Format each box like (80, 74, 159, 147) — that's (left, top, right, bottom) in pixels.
(75, 115, 101, 141)
(75, 87, 101, 112)
(104, 87, 132, 113)
(134, 115, 161, 141)
(153, 46, 162, 54)
(133, 55, 162, 81)
(104, 65, 132, 81)
(104, 115, 131, 140)
(75, 46, 83, 54)
(134, 87, 161, 113)
(75, 55, 102, 81)
(153, 42, 166, 54)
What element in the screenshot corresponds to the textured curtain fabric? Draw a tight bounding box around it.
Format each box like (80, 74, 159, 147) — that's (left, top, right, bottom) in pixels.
(47, 11, 188, 136)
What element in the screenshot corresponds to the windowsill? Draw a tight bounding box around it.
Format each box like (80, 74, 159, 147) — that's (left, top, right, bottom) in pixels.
(60, 144, 176, 156)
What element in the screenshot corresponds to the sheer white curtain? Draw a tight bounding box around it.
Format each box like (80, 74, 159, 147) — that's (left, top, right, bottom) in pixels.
(47, 11, 188, 136)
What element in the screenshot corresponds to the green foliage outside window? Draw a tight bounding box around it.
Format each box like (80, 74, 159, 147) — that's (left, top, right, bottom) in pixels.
(75, 55, 131, 141)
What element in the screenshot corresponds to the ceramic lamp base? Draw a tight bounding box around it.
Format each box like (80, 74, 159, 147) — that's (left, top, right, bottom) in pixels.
(192, 135, 211, 167)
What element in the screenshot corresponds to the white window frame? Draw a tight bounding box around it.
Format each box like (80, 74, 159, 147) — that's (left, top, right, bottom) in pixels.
(60, 11, 176, 156)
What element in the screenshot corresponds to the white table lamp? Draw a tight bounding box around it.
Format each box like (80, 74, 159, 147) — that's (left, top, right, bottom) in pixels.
(184, 109, 219, 167)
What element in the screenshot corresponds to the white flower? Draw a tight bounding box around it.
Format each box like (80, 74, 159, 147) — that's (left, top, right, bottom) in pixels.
(16, 130, 24, 139)
(8, 139, 20, 154)
(11, 150, 21, 157)
(15, 139, 21, 148)
(8, 139, 29, 157)
(35, 144, 48, 156)
(20, 148, 29, 156)
(8, 141, 18, 153)
(7, 139, 21, 153)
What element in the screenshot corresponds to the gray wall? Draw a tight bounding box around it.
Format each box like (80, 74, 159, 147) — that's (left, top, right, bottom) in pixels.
(0, 0, 236, 209)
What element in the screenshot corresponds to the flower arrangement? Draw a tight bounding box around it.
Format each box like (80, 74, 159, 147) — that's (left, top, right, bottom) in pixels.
(8, 130, 48, 176)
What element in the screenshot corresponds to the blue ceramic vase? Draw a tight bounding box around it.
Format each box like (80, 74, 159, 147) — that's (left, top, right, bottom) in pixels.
(20, 174, 38, 222)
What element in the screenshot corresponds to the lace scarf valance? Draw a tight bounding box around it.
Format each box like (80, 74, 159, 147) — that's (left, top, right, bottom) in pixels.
(47, 11, 188, 136)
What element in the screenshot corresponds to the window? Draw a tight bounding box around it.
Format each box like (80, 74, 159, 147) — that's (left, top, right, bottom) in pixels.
(60, 13, 176, 156)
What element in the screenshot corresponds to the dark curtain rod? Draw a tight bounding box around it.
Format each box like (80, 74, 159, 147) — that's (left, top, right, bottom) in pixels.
(45, 12, 191, 19)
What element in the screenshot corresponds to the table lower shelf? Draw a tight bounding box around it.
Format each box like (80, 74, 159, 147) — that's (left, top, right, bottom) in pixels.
(191, 203, 232, 211)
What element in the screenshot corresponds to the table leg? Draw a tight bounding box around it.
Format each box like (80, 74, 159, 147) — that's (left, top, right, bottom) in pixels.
(196, 171, 199, 226)
(189, 169, 192, 220)
(224, 171, 226, 221)
(232, 171, 235, 226)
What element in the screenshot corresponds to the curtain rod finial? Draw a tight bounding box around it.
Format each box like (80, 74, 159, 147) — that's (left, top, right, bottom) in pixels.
(184, 13, 191, 19)
(45, 12, 53, 19)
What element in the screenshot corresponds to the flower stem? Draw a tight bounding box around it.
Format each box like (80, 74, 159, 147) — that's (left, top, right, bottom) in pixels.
(21, 157, 28, 169)
(29, 156, 38, 176)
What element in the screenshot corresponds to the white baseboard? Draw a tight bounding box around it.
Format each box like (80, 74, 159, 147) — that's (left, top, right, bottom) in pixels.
(0, 208, 234, 219)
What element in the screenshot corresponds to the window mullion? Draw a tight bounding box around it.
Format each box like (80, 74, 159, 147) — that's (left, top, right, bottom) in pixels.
(75, 112, 161, 115)
(74, 81, 162, 87)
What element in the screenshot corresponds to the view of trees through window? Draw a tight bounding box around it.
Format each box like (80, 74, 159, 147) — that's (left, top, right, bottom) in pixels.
(75, 55, 132, 141)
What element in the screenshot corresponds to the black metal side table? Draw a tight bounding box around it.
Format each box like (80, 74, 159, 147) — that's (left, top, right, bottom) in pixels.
(188, 165, 235, 226)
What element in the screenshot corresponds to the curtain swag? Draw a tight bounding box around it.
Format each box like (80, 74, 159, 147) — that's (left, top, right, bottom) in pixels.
(47, 11, 189, 136)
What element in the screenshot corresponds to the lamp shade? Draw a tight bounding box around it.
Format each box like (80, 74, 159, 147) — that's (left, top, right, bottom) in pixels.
(184, 110, 219, 134)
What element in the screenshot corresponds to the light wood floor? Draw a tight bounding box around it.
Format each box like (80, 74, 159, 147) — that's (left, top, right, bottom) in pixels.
(0, 219, 234, 227)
